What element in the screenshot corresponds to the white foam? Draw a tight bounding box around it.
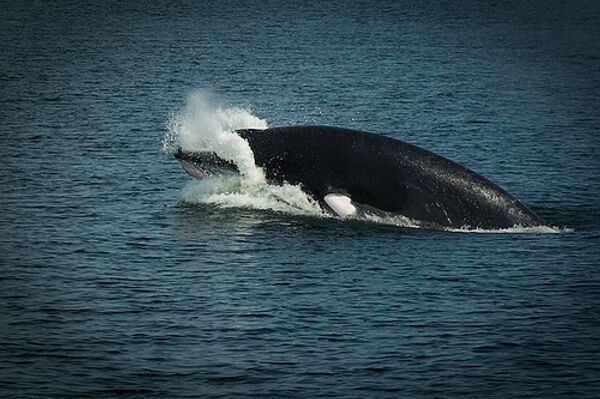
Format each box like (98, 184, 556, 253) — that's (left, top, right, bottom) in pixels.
(357, 213, 568, 233)
(164, 91, 267, 185)
(167, 91, 323, 217)
(181, 177, 324, 217)
(444, 225, 571, 234)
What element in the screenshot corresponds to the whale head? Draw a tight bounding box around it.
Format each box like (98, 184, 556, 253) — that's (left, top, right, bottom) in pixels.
(174, 149, 239, 180)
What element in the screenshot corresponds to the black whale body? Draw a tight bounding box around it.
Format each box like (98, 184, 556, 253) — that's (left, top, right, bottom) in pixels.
(236, 126, 543, 229)
(176, 125, 544, 229)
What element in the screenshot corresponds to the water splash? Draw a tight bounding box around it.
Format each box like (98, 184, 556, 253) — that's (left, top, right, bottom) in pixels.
(166, 91, 324, 217)
(181, 177, 324, 217)
(164, 91, 267, 184)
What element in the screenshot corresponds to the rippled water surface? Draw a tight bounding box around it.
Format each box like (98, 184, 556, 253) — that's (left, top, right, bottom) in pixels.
(1, 1, 599, 398)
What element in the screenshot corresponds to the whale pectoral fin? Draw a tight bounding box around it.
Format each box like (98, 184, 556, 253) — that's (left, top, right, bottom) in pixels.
(324, 193, 357, 218)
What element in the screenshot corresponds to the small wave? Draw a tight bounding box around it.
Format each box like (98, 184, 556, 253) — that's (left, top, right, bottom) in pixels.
(181, 177, 324, 217)
(444, 225, 571, 234)
(347, 213, 568, 233)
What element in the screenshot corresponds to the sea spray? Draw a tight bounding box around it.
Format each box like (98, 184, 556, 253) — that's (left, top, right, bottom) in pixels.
(164, 91, 267, 184)
(166, 91, 325, 217)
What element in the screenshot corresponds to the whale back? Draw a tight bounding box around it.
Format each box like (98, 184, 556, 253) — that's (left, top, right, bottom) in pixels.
(238, 126, 544, 229)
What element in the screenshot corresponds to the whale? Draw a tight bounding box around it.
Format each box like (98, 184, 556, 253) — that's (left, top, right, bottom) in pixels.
(175, 125, 545, 229)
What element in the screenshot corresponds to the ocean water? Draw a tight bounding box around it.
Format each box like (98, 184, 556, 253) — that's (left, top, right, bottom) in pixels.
(1, 1, 599, 398)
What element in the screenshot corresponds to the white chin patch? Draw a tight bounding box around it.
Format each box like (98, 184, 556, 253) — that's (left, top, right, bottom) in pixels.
(324, 194, 357, 218)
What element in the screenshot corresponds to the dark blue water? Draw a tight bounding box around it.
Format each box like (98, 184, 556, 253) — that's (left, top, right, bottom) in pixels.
(1, 1, 599, 398)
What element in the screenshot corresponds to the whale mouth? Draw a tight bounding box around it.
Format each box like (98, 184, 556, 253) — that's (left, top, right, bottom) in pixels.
(174, 149, 239, 180)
